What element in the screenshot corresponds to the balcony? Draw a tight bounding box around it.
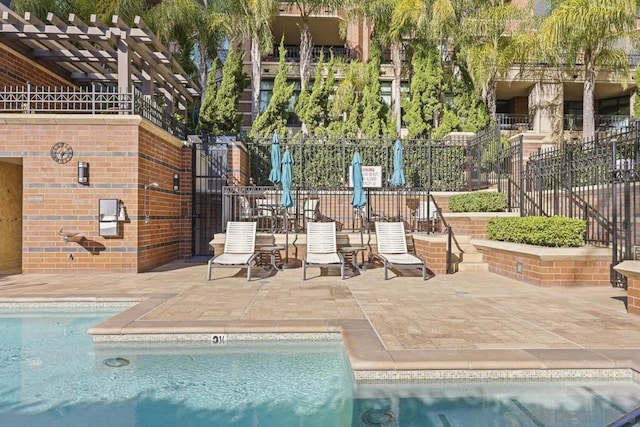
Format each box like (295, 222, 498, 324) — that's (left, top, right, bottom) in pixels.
(563, 114, 631, 131)
(0, 84, 187, 139)
(266, 45, 354, 63)
(496, 113, 533, 131)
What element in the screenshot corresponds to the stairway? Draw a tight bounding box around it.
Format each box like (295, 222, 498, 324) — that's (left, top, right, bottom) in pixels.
(452, 235, 489, 272)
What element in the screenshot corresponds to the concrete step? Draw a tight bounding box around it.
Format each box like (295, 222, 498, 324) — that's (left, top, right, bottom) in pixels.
(457, 262, 489, 272)
(460, 252, 484, 263)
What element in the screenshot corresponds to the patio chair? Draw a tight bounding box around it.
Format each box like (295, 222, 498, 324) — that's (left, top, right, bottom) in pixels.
(238, 196, 259, 221)
(411, 200, 439, 232)
(207, 221, 260, 280)
(302, 222, 345, 280)
(302, 198, 320, 230)
(372, 222, 427, 280)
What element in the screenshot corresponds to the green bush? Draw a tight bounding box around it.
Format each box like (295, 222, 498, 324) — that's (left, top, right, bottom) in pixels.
(487, 216, 586, 247)
(449, 192, 507, 212)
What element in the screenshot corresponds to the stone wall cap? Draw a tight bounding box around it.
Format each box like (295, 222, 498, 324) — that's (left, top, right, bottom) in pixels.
(613, 261, 640, 279)
(471, 239, 611, 260)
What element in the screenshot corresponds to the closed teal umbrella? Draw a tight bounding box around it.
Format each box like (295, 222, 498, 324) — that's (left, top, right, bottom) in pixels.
(350, 152, 367, 208)
(391, 139, 406, 187)
(268, 134, 281, 184)
(280, 149, 296, 266)
(350, 151, 368, 267)
(280, 149, 294, 209)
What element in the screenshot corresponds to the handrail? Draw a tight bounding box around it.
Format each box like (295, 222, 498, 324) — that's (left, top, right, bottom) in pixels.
(428, 193, 455, 274)
(606, 404, 640, 427)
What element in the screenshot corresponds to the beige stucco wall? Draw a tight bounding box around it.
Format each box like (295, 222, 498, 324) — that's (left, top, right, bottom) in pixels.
(0, 161, 22, 270)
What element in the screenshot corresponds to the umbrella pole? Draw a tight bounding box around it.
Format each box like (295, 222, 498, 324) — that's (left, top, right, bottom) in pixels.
(280, 209, 299, 269)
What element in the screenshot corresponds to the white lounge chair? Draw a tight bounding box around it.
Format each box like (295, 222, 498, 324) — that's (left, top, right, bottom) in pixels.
(207, 221, 260, 280)
(372, 222, 428, 280)
(302, 222, 345, 280)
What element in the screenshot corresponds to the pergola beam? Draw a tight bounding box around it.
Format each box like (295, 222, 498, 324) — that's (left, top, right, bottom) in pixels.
(0, 4, 198, 102)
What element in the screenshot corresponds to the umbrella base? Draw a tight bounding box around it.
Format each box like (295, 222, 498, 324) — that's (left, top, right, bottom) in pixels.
(279, 260, 301, 269)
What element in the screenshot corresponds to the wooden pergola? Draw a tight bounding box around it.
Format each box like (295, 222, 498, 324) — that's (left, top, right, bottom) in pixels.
(0, 4, 199, 112)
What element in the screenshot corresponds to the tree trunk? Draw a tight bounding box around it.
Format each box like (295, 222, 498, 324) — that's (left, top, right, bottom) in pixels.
(198, 44, 208, 97)
(251, 36, 262, 121)
(582, 64, 596, 141)
(299, 20, 312, 135)
(299, 20, 312, 92)
(487, 79, 497, 121)
(391, 40, 403, 135)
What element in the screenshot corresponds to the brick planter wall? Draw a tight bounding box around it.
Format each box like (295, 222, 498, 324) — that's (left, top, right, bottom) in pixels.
(473, 239, 611, 286)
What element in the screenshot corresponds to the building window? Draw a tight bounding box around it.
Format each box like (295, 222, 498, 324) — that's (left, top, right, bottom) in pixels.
(259, 79, 302, 125)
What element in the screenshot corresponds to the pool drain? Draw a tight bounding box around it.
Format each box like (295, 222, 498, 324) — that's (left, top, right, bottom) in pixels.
(103, 357, 130, 367)
(362, 408, 395, 425)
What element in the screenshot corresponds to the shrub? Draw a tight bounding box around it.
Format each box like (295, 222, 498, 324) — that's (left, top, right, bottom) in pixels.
(487, 216, 586, 247)
(449, 192, 507, 212)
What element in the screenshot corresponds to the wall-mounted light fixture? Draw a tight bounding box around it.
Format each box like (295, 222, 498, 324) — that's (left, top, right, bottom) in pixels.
(77, 161, 89, 185)
(173, 173, 180, 191)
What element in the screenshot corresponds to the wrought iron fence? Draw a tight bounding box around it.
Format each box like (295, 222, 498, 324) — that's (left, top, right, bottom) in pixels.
(519, 125, 639, 287)
(221, 186, 439, 235)
(0, 84, 186, 139)
(244, 127, 502, 191)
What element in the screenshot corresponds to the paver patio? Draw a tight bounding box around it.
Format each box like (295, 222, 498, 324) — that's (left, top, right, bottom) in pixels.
(1, 262, 639, 372)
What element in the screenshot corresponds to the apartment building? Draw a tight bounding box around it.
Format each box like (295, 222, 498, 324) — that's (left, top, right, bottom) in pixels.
(241, 1, 637, 142)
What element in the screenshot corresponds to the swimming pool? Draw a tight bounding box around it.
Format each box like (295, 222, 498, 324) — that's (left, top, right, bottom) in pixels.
(2, 307, 640, 427)
(0, 307, 354, 426)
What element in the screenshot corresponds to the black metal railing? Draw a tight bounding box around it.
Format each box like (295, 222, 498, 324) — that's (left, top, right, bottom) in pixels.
(563, 114, 631, 132)
(245, 127, 502, 191)
(0, 84, 187, 139)
(270, 45, 353, 63)
(496, 113, 533, 131)
(518, 125, 639, 286)
(222, 186, 439, 233)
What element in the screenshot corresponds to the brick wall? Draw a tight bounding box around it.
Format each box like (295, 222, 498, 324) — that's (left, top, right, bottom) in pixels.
(474, 241, 611, 286)
(0, 114, 190, 273)
(0, 44, 72, 87)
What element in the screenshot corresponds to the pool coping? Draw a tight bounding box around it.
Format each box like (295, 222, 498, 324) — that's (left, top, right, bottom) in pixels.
(2, 296, 640, 380)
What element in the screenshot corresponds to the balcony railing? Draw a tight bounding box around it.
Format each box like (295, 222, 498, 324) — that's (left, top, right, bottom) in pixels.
(267, 45, 353, 63)
(0, 84, 187, 139)
(496, 113, 533, 131)
(563, 114, 631, 131)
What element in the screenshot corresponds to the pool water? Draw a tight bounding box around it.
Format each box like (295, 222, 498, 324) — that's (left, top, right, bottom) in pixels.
(353, 381, 640, 426)
(0, 308, 353, 427)
(2, 308, 640, 427)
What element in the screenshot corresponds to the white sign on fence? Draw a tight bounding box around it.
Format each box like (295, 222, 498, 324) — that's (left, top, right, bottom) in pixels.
(349, 165, 382, 188)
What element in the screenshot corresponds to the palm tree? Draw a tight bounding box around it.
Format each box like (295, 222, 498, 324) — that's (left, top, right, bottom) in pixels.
(345, 0, 405, 135)
(227, 0, 280, 120)
(148, 0, 227, 95)
(285, 0, 341, 95)
(459, 0, 534, 121)
(539, 0, 638, 141)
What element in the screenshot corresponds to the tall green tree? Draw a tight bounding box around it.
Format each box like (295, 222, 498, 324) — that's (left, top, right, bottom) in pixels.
(227, 0, 280, 121)
(328, 61, 368, 138)
(250, 43, 295, 137)
(295, 52, 337, 135)
(198, 48, 248, 135)
(360, 52, 391, 138)
(198, 59, 220, 133)
(539, 0, 638, 141)
(11, 0, 149, 23)
(403, 45, 443, 138)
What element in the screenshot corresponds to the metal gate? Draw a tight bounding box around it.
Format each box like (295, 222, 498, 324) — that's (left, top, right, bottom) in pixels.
(192, 135, 228, 256)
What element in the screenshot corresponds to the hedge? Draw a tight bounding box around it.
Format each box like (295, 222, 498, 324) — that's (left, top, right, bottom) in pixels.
(486, 216, 586, 247)
(449, 191, 507, 212)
